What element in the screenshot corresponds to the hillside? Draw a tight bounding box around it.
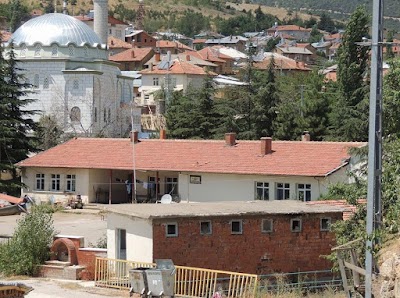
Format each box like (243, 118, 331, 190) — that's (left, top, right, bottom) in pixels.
(253, 0, 400, 19)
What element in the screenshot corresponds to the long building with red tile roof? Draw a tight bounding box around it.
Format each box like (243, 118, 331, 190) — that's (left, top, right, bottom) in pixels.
(18, 133, 365, 205)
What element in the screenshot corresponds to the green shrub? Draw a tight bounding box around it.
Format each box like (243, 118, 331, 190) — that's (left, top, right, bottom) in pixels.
(0, 205, 56, 276)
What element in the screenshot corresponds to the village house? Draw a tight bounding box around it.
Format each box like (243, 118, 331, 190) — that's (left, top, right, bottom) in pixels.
(145, 52, 218, 72)
(75, 14, 129, 41)
(205, 36, 248, 52)
(106, 200, 344, 274)
(108, 36, 132, 56)
(274, 46, 314, 64)
(186, 47, 235, 75)
(125, 29, 156, 48)
(266, 25, 312, 42)
(253, 52, 311, 74)
(156, 40, 193, 54)
(139, 58, 213, 110)
(109, 47, 154, 71)
(17, 132, 365, 205)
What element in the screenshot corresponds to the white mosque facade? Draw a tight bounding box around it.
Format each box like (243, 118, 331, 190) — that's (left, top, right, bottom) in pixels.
(4, 10, 140, 137)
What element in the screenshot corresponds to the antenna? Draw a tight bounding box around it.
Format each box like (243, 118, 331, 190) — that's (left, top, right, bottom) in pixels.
(160, 194, 172, 204)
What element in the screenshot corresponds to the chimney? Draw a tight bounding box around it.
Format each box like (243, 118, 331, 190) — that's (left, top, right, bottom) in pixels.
(302, 131, 310, 142)
(186, 54, 190, 61)
(160, 129, 166, 140)
(225, 133, 236, 146)
(130, 130, 139, 143)
(149, 62, 153, 71)
(131, 50, 135, 58)
(155, 52, 161, 62)
(260, 137, 272, 155)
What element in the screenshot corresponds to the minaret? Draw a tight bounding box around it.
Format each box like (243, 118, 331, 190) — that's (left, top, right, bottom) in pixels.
(94, 0, 108, 45)
(136, 0, 145, 30)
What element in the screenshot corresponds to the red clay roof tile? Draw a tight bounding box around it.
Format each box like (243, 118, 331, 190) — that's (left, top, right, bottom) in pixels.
(18, 138, 365, 177)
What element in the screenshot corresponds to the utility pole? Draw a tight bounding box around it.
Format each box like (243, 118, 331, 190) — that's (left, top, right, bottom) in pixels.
(365, 0, 384, 296)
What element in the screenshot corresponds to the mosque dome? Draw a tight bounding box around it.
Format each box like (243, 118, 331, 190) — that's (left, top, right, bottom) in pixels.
(11, 13, 102, 47)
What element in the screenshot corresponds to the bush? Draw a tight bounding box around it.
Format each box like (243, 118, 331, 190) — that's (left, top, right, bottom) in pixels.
(0, 205, 56, 276)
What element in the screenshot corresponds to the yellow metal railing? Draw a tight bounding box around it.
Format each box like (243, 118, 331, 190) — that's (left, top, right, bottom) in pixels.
(95, 257, 258, 297)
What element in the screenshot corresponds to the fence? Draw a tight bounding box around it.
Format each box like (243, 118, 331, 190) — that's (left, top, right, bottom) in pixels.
(95, 257, 258, 297)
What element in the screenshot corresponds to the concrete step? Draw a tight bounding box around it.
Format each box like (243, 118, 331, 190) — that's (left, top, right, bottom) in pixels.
(45, 260, 71, 267)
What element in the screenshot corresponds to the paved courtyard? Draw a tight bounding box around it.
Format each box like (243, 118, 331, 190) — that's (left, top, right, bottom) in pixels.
(0, 209, 107, 246)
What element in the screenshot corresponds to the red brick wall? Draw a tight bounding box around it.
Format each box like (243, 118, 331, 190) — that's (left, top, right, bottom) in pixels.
(152, 213, 341, 274)
(77, 249, 107, 280)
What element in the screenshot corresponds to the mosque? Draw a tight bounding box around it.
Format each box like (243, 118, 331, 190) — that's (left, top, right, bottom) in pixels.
(4, 0, 139, 137)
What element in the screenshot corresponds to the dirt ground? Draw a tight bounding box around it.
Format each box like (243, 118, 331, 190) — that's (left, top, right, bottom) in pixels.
(0, 209, 107, 246)
(0, 278, 129, 298)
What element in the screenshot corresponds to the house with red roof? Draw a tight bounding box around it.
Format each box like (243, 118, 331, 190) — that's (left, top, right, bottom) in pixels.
(109, 47, 154, 71)
(156, 40, 194, 54)
(138, 57, 215, 110)
(187, 47, 235, 75)
(266, 25, 312, 42)
(17, 132, 365, 205)
(108, 36, 132, 56)
(75, 15, 128, 40)
(253, 52, 311, 74)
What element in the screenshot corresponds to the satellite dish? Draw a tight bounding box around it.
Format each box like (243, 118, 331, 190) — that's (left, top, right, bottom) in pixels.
(160, 194, 172, 204)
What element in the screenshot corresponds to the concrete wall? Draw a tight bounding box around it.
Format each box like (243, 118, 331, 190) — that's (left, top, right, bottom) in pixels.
(177, 170, 349, 203)
(107, 213, 153, 262)
(22, 167, 90, 204)
(152, 213, 341, 274)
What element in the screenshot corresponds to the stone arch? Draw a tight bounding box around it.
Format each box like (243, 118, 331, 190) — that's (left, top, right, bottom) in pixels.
(50, 238, 78, 265)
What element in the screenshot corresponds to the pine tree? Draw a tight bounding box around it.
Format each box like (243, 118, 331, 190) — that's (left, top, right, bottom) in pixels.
(253, 57, 279, 138)
(0, 42, 37, 195)
(329, 6, 370, 141)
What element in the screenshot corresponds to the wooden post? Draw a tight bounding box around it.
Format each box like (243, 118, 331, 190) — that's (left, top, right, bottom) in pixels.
(337, 250, 351, 298)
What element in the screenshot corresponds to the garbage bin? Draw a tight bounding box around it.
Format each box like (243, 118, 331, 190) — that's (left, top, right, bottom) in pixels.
(145, 259, 176, 297)
(129, 267, 150, 297)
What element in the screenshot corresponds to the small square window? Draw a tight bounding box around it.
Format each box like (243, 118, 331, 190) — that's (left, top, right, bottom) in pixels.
(166, 223, 178, 237)
(321, 218, 331, 231)
(200, 221, 212, 235)
(261, 219, 273, 233)
(291, 218, 302, 232)
(231, 220, 242, 234)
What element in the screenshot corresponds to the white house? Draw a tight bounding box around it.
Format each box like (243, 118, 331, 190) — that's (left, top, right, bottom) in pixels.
(17, 132, 365, 205)
(139, 57, 213, 110)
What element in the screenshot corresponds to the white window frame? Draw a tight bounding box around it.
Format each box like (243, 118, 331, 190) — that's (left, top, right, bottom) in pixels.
(297, 183, 311, 201)
(66, 174, 76, 192)
(51, 174, 61, 191)
(231, 220, 243, 235)
(290, 218, 302, 232)
(320, 218, 331, 231)
(35, 173, 45, 191)
(165, 222, 178, 237)
(261, 219, 273, 233)
(165, 177, 178, 195)
(255, 182, 269, 200)
(200, 221, 212, 235)
(276, 183, 290, 200)
(153, 77, 159, 86)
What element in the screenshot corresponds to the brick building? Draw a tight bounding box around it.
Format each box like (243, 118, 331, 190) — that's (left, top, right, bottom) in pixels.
(107, 200, 344, 274)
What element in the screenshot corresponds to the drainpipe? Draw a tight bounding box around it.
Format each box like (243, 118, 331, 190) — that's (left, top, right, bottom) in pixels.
(109, 169, 112, 205)
(156, 171, 159, 201)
